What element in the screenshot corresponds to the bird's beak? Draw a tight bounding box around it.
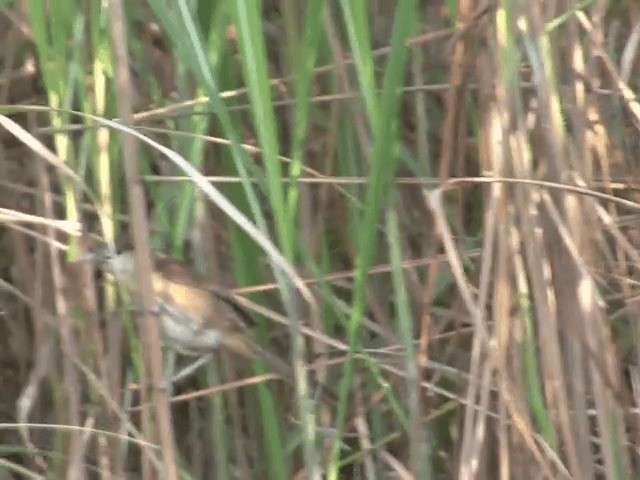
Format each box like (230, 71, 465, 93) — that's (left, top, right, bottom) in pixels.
(78, 252, 99, 263)
(77, 246, 115, 264)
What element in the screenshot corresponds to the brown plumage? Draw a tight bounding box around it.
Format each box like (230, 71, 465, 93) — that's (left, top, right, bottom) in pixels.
(95, 249, 293, 381)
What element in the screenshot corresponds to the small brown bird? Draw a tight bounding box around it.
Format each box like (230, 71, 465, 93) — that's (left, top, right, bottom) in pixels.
(88, 247, 294, 385)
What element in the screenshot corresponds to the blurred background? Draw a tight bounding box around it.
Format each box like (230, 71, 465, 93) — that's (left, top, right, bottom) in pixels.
(1, 1, 640, 479)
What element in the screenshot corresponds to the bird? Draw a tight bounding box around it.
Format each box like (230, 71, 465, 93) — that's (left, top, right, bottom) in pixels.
(86, 246, 295, 386)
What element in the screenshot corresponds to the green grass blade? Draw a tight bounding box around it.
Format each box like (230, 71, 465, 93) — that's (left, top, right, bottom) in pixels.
(328, 2, 418, 477)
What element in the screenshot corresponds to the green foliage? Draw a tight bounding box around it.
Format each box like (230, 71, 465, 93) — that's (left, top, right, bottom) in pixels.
(4, 0, 638, 478)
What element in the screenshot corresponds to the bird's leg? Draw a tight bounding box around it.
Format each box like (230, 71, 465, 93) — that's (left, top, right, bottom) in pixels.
(160, 348, 178, 393)
(160, 352, 213, 390)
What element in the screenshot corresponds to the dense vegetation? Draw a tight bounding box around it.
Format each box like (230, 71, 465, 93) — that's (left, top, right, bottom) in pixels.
(2, 1, 640, 478)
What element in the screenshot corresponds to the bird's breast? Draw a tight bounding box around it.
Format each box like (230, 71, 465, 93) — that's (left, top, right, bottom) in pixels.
(159, 304, 223, 355)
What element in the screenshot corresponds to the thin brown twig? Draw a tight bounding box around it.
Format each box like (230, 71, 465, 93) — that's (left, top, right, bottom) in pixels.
(107, 2, 179, 479)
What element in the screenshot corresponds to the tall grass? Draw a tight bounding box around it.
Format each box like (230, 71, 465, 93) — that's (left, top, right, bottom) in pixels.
(1, 1, 640, 479)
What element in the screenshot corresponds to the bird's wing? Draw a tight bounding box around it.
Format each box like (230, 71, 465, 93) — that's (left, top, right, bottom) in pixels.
(153, 255, 202, 287)
(152, 255, 255, 333)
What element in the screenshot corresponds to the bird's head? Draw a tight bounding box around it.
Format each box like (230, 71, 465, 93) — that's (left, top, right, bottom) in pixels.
(80, 243, 137, 290)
